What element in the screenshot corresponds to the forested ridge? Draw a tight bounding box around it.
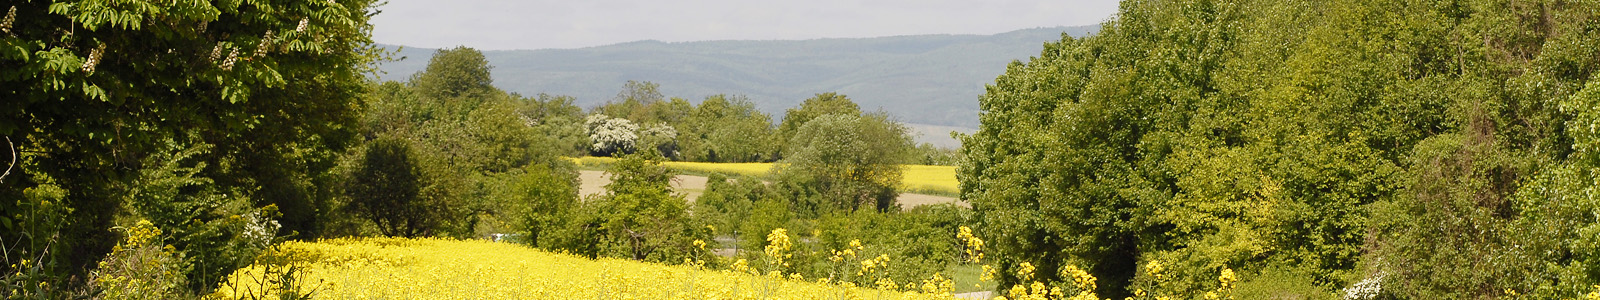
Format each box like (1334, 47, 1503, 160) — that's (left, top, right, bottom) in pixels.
(962, 0, 1600, 298)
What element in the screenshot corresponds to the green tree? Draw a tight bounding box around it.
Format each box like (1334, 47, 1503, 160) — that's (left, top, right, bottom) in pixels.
(0, 0, 380, 289)
(960, 0, 1600, 298)
(410, 46, 495, 101)
(774, 112, 913, 213)
(777, 92, 864, 158)
(680, 94, 778, 162)
(346, 136, 432, 238)
(505, 164, 578, 247)
(355, 46, 575, 239)
(518, 93, 589, 156)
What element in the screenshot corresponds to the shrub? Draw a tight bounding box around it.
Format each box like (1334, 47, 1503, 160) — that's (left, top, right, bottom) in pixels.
(90, 220, 188, 300)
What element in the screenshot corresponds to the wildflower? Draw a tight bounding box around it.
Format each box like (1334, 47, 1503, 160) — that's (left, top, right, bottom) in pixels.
(956, 226, 984, 262)
(693, 239, 706, 250)
(980, 264, 996, 282)
(1063, 265, 1095, 291)
(731, 258, 749, 273)
(1016, 262, 1036, 282)
(1145, 260, 1164, 279)
(765, 228, 793, 268)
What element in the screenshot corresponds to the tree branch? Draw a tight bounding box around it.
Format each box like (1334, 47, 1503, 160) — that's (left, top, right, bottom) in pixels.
(0, 136, 12, 184)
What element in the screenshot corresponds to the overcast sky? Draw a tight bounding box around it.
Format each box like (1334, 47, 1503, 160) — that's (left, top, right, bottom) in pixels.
(370, 0, 1121, 50)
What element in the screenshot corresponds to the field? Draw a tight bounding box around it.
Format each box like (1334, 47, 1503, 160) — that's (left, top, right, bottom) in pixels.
(567, 157, 960, 196)
(213, 238, 960, 299)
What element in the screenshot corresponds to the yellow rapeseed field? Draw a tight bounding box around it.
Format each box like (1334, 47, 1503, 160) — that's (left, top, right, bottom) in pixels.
(567, 157, 960, 195)
(213, 237, 957, 300)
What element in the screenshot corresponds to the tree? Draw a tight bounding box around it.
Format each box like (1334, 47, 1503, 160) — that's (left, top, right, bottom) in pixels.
(0, 0, 381, 287)
(518, 93, 588, 156)
(680, 94, 778, 162)
(774, 112, 913, 213)
(777, 92, 864, 158)
(507, 163, 578, 247)
(585, 114, 640, 157)
(346, 136, 432, 238)
(410, 46, 495, 100)
(960, 0, 1600, 298)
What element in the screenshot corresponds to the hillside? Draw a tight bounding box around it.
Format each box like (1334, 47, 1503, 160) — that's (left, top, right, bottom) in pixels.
(373, 25, 1099, 132)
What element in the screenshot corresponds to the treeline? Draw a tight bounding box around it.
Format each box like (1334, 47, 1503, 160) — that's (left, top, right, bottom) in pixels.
(0, 1, 958, 292)
(528, 79, 961, 166)
(962, 0, 1600, 299)
(347, 47, 976, 288)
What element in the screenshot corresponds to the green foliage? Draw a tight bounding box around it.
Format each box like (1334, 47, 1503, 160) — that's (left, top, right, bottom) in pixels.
(812, 205, 972, 287)
(90, 220, 189, 300)
(346, 136, 432, 238)
(910, 143, 962, 166)
(778, 93, 864, 157)
(124, 143, 282, 292)
(354, 47, 579, 240)
(774, 112, 914, 213)
(1, 0, 382, 288)
(693, 173, 763, 238)
(961, 0, 1600, 298)
(505, 164, 579, 248)
(679, 94, 779, 163)
(551, 152, 708, 263)
(517, 94, 589, 157)
(410, 47, 496, 100)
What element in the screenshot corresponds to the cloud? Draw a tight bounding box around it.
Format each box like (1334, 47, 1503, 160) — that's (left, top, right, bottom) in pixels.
(371, 0, 1120, 50)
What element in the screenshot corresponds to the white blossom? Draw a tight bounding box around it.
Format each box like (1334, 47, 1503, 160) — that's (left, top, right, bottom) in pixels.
(585, 114, 639, 155)
(80, 44, 105, 73)
(1, 6, 16, 34)
(1342, 271, 1385, 300)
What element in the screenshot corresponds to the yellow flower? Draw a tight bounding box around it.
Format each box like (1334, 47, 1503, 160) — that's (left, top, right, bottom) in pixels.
(1145, 260, 1165, 279)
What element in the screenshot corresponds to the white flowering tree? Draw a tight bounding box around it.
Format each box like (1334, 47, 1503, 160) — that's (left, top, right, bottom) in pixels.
(586, 114, 640, 156)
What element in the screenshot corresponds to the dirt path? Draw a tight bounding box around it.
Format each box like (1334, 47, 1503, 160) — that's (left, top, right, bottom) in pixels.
(578, 170, 962, 207)
(579, 170, 707, 201)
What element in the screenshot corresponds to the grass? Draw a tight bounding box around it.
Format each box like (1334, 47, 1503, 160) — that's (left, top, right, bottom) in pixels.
(214, 237, 958, 299)
(947, 263, 997, 294)
(566, 157, 960, 196)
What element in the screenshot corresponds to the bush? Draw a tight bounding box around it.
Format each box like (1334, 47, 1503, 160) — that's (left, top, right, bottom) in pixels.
(90, 220, 188, 300)
(549, 152, 709, 263)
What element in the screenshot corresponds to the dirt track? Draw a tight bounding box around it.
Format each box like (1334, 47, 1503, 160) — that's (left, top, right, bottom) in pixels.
(577, 170, 962, 208)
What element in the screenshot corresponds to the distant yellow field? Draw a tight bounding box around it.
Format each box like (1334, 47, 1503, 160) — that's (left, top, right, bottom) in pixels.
(214, 238, 941, 299)
(566, 157, 959, 195)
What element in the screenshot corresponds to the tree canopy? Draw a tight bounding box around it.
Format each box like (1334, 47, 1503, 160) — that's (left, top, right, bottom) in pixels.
(1, 0, 381, 287)
(961, 0, 1600, 298)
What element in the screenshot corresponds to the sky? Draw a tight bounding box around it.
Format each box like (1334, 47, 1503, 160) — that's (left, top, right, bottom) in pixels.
(369, 0, 1122, 50)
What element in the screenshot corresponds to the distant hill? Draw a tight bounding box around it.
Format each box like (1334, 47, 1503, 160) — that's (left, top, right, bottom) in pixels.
(374, 25, 1098, 146)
